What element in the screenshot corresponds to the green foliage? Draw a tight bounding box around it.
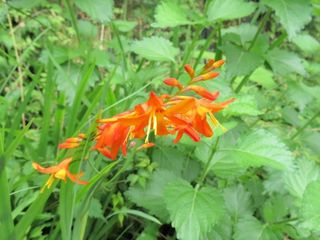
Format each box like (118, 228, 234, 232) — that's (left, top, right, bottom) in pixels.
(207, 0, 256, 21)
(131, 36, 179, 62)
(1, 0, 319, 239)
(75, 0, 114, 23)
(262, 0, 312, 39)
(164, 179, 225, 240)
(153, 0, 193, 28)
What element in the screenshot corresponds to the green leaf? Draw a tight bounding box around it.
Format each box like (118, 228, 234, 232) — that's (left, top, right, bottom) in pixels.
(250, 67, 276, 89)
(224, 185, 252, 220)
(131, 37, 179, 62)
(126, 170, 179, 221)
(207, 0, 256, 21)
(75, 0, 113, 23)
(301, 181, 320, 231)
(262, 0, 312, 39)
(212, 129, 293, 177)
(113, 20, 137, 32)
(222, 24, 258, 47)
(265, 48, 306, 76)
(88, 198, 104, 219)
(55, 64, 98, 105)
(164, 179, 225, 240)
(152, 0, 192, 28)
(137, 224, 158, 240)
(292, 33, 320, 54)
(223, 95, 262, 117)
(224, 42, 263, 79)
(234, 216, 278, 240)
(284, 159, 320, 199)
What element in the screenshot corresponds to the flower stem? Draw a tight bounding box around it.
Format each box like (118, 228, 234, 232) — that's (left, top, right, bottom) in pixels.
(198, 137, 220, 186)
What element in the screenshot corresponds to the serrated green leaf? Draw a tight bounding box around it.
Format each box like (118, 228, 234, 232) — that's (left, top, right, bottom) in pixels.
(113, 20, 137, 32)
(250, 67, 276, 89)
(75, 0, 113, 23)
(224, 42, 263, 79)
(284, 159, 320, 199)
(265, 48, 306, 76)
(234, 216, 279, 240)
(131, 37, 179, 62)
(152, 0, 192, 28)
(292, 33, 320, 53)
(207, 0, 256, 21)
(262, 194, 290, 223)
(224, 185, 252, 220)
(222, 24, 258, 47)
(88, 198, 104, 219)
(126, 170, 179, 221)
(262, 0, 312, 39)
(301, 181, 320, 231)
(212, 129, 293, 177)
(223, 95, 262, 116)
(164, 179, 225, 240)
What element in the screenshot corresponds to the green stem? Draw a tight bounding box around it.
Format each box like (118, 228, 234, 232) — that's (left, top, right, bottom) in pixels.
(291, 110, 320, 139)
(234, 74, 251, 93)
(0, 165, 16, 240)
(198, 137, 220, 186)
(269, 32, 287, 50)
(63, 0, 81, 44)
(234, 11, 271, 93)
(215, 24, 222, 60)
(194, 29, 216, 70)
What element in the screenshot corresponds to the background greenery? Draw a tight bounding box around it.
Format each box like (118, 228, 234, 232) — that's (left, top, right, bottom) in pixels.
(0, 0, 320, 239)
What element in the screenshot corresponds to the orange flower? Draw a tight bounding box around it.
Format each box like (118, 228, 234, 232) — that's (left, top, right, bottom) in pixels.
(184, 85, 220, 101)
(184, 64, 195, 78)
(58, 133, 86, 149)
(163, 78, 184, 90)
(32, 158, 88, 192)
(192, 72, 219, 83)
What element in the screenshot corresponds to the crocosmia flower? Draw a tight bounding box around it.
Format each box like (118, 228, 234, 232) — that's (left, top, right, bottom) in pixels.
(32, 158, 88, 192)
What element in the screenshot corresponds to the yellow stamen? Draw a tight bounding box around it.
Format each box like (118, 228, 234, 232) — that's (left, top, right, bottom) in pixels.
(209, 113, 227, 132)
(41, 175, 55, 192)
(145, 112, 153, 143)
(153, 114, 158, 135)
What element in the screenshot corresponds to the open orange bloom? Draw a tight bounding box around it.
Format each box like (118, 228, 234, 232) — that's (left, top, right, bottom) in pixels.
(60, 58, 234, 161)
(32, 158, 88, 192)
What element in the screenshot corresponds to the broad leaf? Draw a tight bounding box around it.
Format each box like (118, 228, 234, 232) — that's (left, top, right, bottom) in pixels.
(234, 216, 280, 240)
(284, 159, 320, 199)
(153, 0, 192, 28)
(212, 129, 293, 177)
(222, 24, 258, 47)
(301, 181, 320, 231)
(262, 0, 312, 39)
(55, 64, 98, 105)
(131, 37, 179, 62)
(207, 0, 256, 21)
(293, 33, 320, 54)
(224, 185, 252, 220)
(75, 0, 113, 23)
(224, 42, 263, 79)
(223, 95, 262, 116)
(250, 67, 276, 89)
(265, 48, 306, 76)
(164, 179, 225, 240)
(126, 170, 179, 221)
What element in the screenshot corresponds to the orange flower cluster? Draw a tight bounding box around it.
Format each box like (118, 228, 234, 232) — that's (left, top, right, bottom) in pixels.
(33, 59, 234, 190)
